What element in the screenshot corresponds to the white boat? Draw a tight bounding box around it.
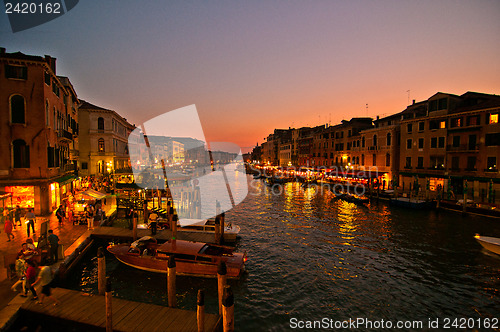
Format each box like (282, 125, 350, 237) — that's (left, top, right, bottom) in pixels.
(474, 234, 500, 255)
(178, 218, 241, 243)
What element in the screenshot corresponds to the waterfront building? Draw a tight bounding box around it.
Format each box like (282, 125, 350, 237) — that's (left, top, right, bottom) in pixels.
(78, 101, 135, 176)
(0, 49, 80, 214)
(399, 92, 500, 201)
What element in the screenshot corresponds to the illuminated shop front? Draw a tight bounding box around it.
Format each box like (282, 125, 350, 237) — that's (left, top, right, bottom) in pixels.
(5, 186, 35, 209)
(50, 182, 60, 210)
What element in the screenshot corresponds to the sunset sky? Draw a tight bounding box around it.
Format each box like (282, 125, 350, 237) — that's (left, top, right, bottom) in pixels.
(2, 1, 499, 152)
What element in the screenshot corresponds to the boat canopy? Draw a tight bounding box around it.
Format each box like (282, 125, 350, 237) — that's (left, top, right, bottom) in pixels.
(131, 236, 157, 248)
(178, 219, 208, 227)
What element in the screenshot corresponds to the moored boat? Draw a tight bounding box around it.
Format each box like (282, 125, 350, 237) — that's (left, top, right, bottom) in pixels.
(178, 218, 241, 242)
(474, 234, 500, 255)
(107, 237, 247, 278)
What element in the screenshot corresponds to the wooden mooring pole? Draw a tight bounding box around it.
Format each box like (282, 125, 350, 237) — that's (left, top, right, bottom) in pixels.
(172, 214, 178, 240)
(214, 217, 221, 245)
(217, 261, 227, 315)
(167, 255, 176, 307)
(97, 247, 106, 295)
(132, 215, 137, 241)
(220, 212, 225, 244)
(105, 277, 112, 332)
(222, 285, 234, 332)
(197, 289, 205, 332)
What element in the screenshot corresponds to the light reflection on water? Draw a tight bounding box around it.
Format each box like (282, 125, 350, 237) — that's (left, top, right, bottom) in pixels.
(67, 176, 500, 331)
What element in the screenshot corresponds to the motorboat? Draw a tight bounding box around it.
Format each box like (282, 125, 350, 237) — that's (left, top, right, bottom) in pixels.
(474, 234, 500, 255)
(107, 236, 247, 278)
(177, 218, 241, 242)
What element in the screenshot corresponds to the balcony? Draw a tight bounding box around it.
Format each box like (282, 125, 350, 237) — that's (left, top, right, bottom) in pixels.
(58, 129, 74, 142)
(368, 146, 378, 151)
(446, 144, 479, 152)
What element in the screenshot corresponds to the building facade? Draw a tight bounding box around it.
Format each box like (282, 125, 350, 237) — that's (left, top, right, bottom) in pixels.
(0, 49, 80, 214)
(78, 101, 135, 176)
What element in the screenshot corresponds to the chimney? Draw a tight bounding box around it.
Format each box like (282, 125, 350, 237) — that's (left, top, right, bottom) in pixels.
(44, 55, 57, 74)
(412, 99, 415, 105)
(0, 47, 5, 54)
(376, 115, 380, 120)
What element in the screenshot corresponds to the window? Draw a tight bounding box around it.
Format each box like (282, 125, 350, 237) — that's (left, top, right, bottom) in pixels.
(438, 98, 448, 110)
(466, 156, 476, 171)
(418, 122, 424, 131)
(405, 157, 411, 168)
(44, 71, 51, 85)
(361, 154, 364, 165)
(440, 121, 446, 129)
(52, 80, 60, 97)
(419, 138, 424, 149)
(361, 136, 365, 148)
(82, 162, 88, 170)
(430, 156, 444, 169)
(10, 95, 25, 124)
(373, 135, 377, 146)
(47, 146, 55, 168)
(386, 133, 392, 146)
(467, 115, 480, 126)
(372, 154, 376, 166)
(485, 133, 500, 146)
(417, 157, 423, 169)
(98, 117, 104, 131)
(450, 118, 462, 128)
(386, 153, 390, 167)
(451, 156, 459, 170)
(406, 139, 412, 149)
(438, 137, 445, 148)
(5, 65, 27, 80)
(45, 101, 50, 126)
(407, 123, 412, 133)
(430, 137, 437, 148)
(468, 135, 477, 150)
(452, 136, 460, 147)
(13, 140, 30, 168)
(489, 113, 498, 124)
(487, 157, 497, 171)
(98, 138, 105, 152)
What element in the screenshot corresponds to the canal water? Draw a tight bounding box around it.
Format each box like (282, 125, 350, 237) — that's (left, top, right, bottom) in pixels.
(67, 176, 500, 331)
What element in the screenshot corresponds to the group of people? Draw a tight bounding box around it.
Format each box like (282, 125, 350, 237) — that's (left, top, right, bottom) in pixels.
(2, 205, 37, 241)
(11, 238, 61, 306)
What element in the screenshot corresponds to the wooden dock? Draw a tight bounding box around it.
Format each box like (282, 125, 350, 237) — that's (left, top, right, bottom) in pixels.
(20, 288, 221, 332)
(91, 226, 222, 244)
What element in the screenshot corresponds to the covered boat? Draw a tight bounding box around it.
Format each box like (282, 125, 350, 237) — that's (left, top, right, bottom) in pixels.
(178, 218, 241, 242)
(474, 234, 500, 255)
(107, 237, 247, 278)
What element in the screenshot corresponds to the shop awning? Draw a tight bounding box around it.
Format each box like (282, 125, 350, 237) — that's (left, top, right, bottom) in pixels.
(54, 174, 76, 185)
(82, 189, 107, 200)
(0, 191, 12, 200)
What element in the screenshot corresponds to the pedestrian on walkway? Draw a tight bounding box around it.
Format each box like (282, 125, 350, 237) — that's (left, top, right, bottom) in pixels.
(86, 204, 94, 230)
(25, 208, 36, 238)
(47, 229, 59, 263)
(4, 217, 14, 241)
(149, 211, 158, 235)
(56, 205, 65, 226)
(32, 265, 60, 306)
(22, 260, 38, 300)
(14, 205, 23, 228)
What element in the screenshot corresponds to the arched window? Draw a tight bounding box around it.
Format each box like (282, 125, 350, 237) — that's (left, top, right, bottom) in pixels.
(98, 138, 105, 152)
(386, 133, 392, 146)
(361, 154, 365, 166)
(386, 153, 391, 167)
(373, 135, 378, 146)
(347, 157, 351, 164)
(10, 95, 25, 124)
(356, 156, 360, 165)
(98, 117, 104, 131)
(13, 139, 30, 168)
(362, 136, 365, 148)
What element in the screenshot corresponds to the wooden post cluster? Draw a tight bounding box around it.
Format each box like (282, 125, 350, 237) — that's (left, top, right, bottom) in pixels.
(217, 261, 227, 315)
(197, 289, 205, 332)
(172, 214, 178, 240)
(222, 285, 234, 332)
(167, 255, 176, 308)
(214, 217, 221, 245)
(132, 215, 137, 241)
(105, 277, 112, 332)
(220, 212, 225, 243)
(97, 247, 106, 295)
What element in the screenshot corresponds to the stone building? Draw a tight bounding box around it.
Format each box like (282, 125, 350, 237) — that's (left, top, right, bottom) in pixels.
(78, 101, 135, 176)
(0, 49, 79, 214)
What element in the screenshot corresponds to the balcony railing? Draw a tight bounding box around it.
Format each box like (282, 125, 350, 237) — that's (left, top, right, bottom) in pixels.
(446, 144, 479, 152)
(57, 129, 73, 141)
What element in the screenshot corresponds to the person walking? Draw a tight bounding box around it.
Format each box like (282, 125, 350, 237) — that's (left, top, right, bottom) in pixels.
(149, 211, 158, 235)
(32, 265, 60, 306)
(55, 205, 65, 226)
(86, 204, 94, 230)
(22, 260, 38, 300)
(4, 217, 14, 241)
(47, 230, 60, 263)
(25, 208, 36, 238)
(14, 205, 23, 228)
